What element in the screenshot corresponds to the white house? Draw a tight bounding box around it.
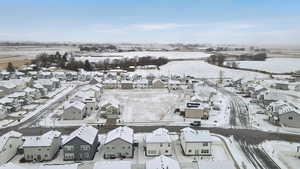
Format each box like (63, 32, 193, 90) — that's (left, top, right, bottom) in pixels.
(146, 155, 181, 169)
(62, 101, 87, 120)
(145, 128, 172, 156)
(23, 130, 62, 162)
(103, 126, 134, 158)
(180, 127, 212, 156)
(0, 131, 23, 164)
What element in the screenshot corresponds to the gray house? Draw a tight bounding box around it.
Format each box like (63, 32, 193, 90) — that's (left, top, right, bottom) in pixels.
(103, 126, 134, 159)
(63, 125, 99, 161)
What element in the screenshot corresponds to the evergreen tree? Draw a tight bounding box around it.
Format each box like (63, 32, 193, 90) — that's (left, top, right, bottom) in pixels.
(6, 62, 16, 72)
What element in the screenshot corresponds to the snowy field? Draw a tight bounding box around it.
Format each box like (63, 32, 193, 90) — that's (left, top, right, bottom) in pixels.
(236, 58, 300, 73)
(101, 89, 185, 122)
(74, 51, 210, 62)
(133, 61, 268, 80)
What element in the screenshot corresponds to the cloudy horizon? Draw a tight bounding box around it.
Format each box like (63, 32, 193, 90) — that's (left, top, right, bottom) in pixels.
(0, 0, 299, 47)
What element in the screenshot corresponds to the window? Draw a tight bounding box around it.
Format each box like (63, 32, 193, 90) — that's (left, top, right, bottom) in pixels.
(9, 144, 12, 148)
(128, 146, 131, 149)
(288, 116, 294, 120)
(201, 149, 209, 154)
(165, 150, 169, 153)
(188, 149, 192, 153)
(38, 148, 41, 151)
(80, 145, 90, 151)
(203, 143, 208, 147)
(64, 145, 74, 151)
(65, 153, 74, 160)
(123, 146, 125, 149)
(112, 147, 114, 149)
(160, 143, 163, 147)
(45, 154, 48, 158)
(168, 143, 171, 147)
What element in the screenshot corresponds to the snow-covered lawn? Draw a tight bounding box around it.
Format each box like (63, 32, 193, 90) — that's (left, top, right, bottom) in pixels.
(101, 89, 184, 122)
(132, 61, 268, 80)
(237, 58, 300, 73)
(261, 141, 300, 169)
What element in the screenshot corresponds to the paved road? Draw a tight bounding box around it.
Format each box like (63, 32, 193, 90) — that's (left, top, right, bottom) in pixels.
(202, 79, 282, 169)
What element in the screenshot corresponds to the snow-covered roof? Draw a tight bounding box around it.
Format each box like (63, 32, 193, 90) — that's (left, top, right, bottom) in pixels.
(181, 127, 212, 142)
(81, 85, 101, 93)
(39, 164, 79, 169)
(24, 87, 37, 93)
(146, 155, 180, 169)
(146, 128, 171, 143)
(63, 125, 98, 145)
(0, 83, 16, 89)
(105, 126, 134, 145)
(65, 101, 86, 111)
(0, 131, 22, 151)
(0, 163, 26, 169)
(23, 130, 61, 147)
(7, 92, 26, 98)
(33, 83, 45, 89)
(94, 161, 131, 169)
(0, 97, 14, 104)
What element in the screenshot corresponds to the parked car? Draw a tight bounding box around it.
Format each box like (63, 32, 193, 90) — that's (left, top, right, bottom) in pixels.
(190, 121, 201, 127)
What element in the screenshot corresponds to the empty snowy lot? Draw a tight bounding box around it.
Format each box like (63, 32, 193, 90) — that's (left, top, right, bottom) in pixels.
(101, 89, 184, 122)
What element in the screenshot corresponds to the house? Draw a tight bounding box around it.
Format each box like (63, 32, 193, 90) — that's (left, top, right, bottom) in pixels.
(180, 128, 212, 156)
(34, 79, 55, 92)
(63, 125, 99, 161)
(66, 72, 78, 81)
(152, 79, 166, 88)
(103, 126, 134, 158)
(62, 101, 87, 120)
(0, 83, 17, 97)
(89, 77, 103, 85)
(295, 84, 300, 92)
(33, 83, 48, 97)
(101, 102, 121, 119)
(120, 80, 133, 89)
(53, 72, 66, 81)
(0, 71, 11, 80)
(0, 97, 21, 113)
(80, 86, 101, 101)
(51, 78, 61, 88)
(274, 82, 289, 90)
(146, 155, 181, 169)
(168, 80, 181, 90)
(93, 161, 132, 169)
(24, 87, 41, 100)
(184, 102, 210, 119)
(0, 163, 27, 169)
(38, 71, 53, 79)
(133, 79, 148, 88)
(8, 91, 32, 106)
(23, 130, 62, 162)
(0, 131, 23, 164)
(0, 105, 7, 119)
(267, 100, 300, 128)
(250, 85, 268, 99)
(103, 79, 118, 89)
(145, 128, 172, 156)
(257, 91, 283, 107)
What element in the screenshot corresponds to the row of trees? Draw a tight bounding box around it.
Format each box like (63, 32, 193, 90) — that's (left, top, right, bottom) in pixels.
(32, 51, 169, 71)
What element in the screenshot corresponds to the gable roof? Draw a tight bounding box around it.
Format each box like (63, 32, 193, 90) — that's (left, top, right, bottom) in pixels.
(23, 130, 61, 147)
(0, 131, 22, 151)
(181, 128, 212, 142)
(63, 125, 98, 145)
(146, 128, 171, 143)
(105, 126, 134, 145)
(65, 101, 86, 111)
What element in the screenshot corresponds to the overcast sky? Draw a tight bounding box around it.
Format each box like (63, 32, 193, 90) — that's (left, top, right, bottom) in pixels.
(0, 0, 299, 46)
